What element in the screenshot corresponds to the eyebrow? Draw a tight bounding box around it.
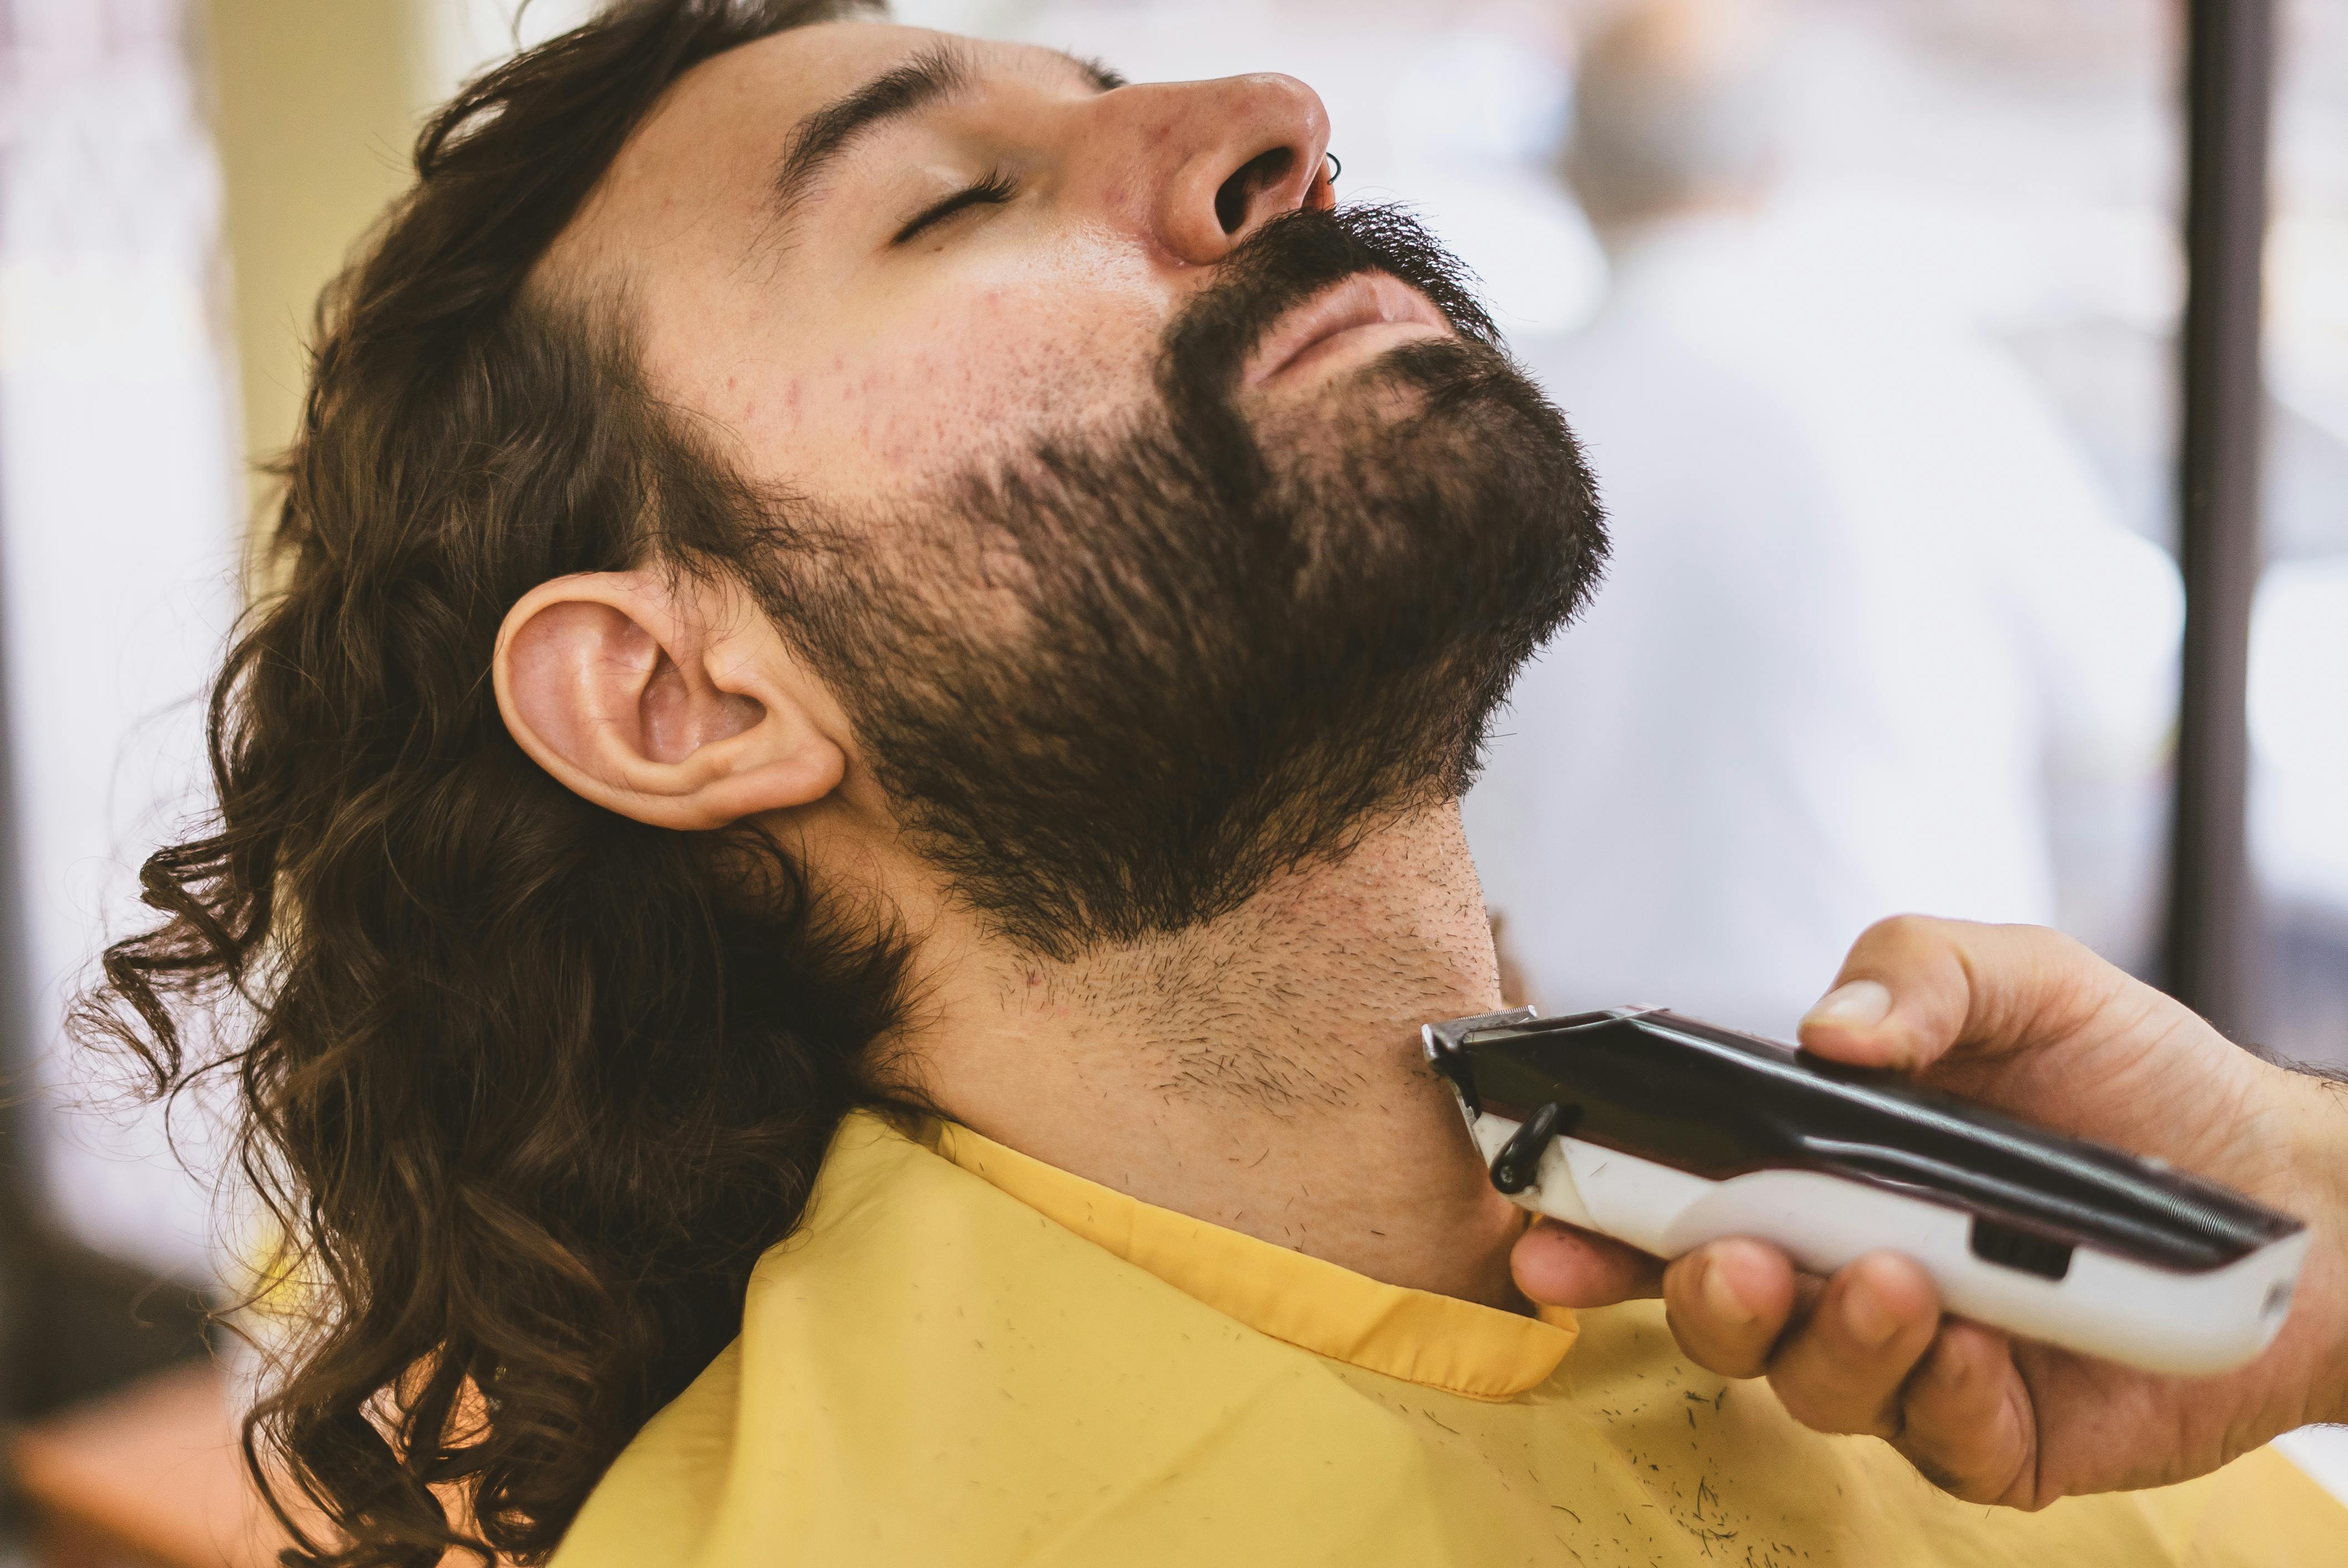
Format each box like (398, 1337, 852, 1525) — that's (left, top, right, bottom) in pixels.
(769, 41, 1126, 222)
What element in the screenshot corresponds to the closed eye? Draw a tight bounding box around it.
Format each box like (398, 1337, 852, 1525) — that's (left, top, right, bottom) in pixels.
(893, 170, 1018, 244)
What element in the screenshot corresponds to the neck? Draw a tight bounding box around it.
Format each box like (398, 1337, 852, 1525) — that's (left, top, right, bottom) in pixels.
(888, 805, 1529, 1310)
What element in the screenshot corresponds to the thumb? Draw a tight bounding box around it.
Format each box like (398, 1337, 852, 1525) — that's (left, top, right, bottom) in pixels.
(1796, 916, 2127, 1076)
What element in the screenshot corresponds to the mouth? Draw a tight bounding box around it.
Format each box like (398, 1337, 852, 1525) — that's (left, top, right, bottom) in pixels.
(1244, 273, 1456, 390)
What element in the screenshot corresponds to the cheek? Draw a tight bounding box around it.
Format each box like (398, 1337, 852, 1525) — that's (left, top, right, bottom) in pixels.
(732, 239, 1170, 491)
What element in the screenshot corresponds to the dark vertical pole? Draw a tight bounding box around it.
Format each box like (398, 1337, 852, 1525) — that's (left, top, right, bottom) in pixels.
(2165, 0, 2275, 1038)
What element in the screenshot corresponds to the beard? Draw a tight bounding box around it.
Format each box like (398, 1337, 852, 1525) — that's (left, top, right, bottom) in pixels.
(758, 205, 1606, 962)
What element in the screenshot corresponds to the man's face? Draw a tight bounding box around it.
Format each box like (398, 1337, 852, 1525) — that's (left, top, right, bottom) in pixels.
(554, 19, 1602, 957)
(562, 21, 1424, 495)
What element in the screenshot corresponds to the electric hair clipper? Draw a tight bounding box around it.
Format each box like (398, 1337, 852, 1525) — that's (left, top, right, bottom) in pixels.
(1423, 1006, 2308, 1375)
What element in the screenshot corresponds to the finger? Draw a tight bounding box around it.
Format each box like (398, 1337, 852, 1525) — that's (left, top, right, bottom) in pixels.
(1512, 1220, 1663, 1307)
(1797, 916, 2127, 1076)
(1890, 1320, 2036, 1506)
(1658, 1238, 1800, 1378)
(1761, 1251, 1941, 1438)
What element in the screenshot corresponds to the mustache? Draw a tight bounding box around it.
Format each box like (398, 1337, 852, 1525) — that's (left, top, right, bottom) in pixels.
(1157, 202, 1500, 405)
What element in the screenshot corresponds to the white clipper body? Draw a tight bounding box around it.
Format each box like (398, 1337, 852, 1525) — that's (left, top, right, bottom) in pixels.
(1423, 1007, 2308, 1377)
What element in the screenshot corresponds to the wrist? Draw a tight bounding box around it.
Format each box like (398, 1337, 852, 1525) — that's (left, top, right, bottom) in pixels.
(2283, 1070, 2348, 1423)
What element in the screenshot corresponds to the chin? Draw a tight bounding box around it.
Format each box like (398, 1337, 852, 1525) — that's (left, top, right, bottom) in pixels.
(1272, 340, 1549, 486)
(1246, 345, 1456, 464)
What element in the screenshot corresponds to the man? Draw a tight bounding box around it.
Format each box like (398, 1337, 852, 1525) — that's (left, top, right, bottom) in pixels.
(1466, 0, 2183, 1037)
(73, 3, 2345, 1565)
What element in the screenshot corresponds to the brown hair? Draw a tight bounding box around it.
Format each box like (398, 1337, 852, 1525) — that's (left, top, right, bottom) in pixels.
(69, 3, 897, 1562)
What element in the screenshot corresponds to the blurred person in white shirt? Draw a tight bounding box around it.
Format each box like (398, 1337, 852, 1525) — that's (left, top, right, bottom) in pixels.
(1464, 0, 2182, 1036)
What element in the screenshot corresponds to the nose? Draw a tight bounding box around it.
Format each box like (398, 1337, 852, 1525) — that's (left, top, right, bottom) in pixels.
(1114, 74, 1333, 265)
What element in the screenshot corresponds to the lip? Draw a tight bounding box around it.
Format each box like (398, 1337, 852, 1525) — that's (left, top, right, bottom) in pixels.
(1244, 273, 1455, 389)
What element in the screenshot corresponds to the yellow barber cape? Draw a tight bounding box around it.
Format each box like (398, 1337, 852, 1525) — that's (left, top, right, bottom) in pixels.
(550, 1111, 2344, 1567)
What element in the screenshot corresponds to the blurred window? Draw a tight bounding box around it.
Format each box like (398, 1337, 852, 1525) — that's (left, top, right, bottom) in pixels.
(2250, 1, 2348, 1067)
(0, 0, 238, 1282)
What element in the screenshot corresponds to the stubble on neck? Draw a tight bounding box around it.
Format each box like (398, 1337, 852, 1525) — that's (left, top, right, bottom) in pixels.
(890, 802, 1533, 1310)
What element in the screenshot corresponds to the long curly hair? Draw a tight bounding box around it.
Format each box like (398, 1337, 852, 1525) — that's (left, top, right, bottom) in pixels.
(67, 3, 900, 1562)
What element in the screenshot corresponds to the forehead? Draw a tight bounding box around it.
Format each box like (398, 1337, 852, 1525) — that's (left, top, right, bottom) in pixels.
(552, 21, 1075, 275)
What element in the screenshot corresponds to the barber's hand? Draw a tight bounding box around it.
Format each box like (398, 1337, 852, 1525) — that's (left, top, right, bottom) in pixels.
(1510, 916, 2348, 1508)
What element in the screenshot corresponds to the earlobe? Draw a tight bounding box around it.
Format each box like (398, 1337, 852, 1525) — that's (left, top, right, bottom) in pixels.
(492, 570, 846, 830)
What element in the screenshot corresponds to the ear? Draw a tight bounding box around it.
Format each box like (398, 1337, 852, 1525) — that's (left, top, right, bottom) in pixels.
(492, 568, 846, 831)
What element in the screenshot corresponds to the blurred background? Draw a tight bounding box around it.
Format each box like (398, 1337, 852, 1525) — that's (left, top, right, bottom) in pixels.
(0, 0, 2344, 1559)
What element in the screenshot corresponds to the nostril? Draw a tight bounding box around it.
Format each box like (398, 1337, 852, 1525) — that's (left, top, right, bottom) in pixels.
(1214, 146, 1296, 236)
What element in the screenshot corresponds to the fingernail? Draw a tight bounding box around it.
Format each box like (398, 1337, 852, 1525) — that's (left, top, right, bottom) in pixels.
(1804, 980, 1892, 1031)
(1699, 1257, 1754, 1328)
(1844, 1281, 1899, 1349)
